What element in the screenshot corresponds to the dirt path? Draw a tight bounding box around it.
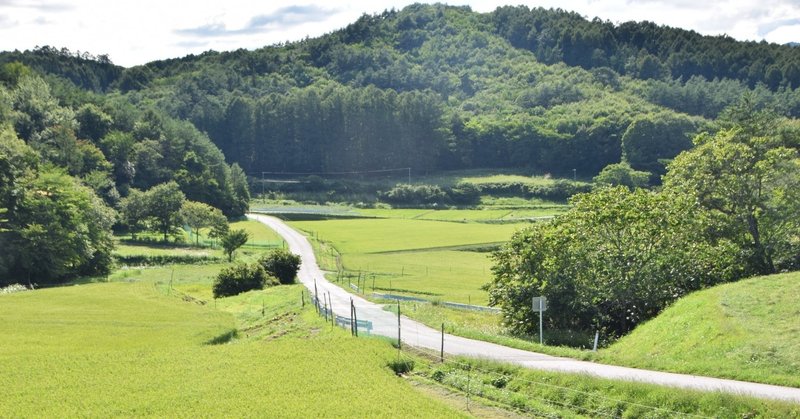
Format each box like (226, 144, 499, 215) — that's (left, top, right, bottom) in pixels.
(248, 213, 800, 403)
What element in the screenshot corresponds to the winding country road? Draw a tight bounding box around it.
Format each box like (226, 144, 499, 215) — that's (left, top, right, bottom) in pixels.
(248, 213, 800, 403)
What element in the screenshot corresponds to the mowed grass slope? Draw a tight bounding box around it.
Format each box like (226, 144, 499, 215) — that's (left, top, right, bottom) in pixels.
(601, 272, 800, 387)
(0, 283, 463, 418)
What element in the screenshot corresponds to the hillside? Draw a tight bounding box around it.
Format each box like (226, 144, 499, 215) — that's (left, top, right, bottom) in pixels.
(3, 4, 799, 179)
(601, 272, 800, 387)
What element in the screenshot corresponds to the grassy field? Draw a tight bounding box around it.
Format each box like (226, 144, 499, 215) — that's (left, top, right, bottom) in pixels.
(290, 217, 527, 304)
(0, 282, 465, 417)
(291, 218, 523, 254)
(358, 207, 564, 221)
(599, 271, 800, 388)
(412, 169, 576, 187)
(345, 250, 493, 304)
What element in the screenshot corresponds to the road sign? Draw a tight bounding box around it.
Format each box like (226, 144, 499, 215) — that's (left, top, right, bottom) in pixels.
(532, 296, 547, 311)
(532, 296, 547, 345)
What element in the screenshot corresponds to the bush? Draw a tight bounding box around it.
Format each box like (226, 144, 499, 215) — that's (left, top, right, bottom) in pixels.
(449, 182, 481, 205)
(380, 184, 451, 207)
(258, 249, 302, 285)
(525, 180, 592, 201)
(212, 263, 277, 298)
(387, 359, 415, 375)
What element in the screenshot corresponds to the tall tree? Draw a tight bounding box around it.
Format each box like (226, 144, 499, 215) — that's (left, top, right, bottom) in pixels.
(664, 129, 800, 274)
(180, 200, 227, 246)
(144, 181, 185, 241)
(6, 168, 116, 284)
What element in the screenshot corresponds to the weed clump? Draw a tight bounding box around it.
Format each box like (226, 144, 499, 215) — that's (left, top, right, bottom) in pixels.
(388, 359, 415, 375)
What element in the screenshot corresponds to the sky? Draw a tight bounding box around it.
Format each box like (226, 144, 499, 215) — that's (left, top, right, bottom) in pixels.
(1, 0, 799, 67)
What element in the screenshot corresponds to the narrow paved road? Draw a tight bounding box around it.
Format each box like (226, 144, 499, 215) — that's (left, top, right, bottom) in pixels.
(249, 213, 800, 403)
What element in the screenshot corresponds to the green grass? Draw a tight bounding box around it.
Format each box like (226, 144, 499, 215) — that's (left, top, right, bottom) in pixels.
(460, 174, 558, 186)
(410, 355, 800, 418)
(0, 282, 465, 417)
(230, 219, 285, 246)
(344, 250, 493, 304)
(291, 218, 524, 254)
(411, 168, 576, 187)
(290, 217, 526, 305)
(599, 272, 800, 388)
(358, 208, 565, 221)
(114, 242, 223, 258)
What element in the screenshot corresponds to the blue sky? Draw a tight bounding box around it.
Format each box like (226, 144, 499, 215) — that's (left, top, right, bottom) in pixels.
(1, 0, 798, 67)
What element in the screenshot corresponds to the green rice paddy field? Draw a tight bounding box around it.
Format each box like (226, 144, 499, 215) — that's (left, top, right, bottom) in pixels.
(289, 217, 529, 304)
(0, 282, 463, 418)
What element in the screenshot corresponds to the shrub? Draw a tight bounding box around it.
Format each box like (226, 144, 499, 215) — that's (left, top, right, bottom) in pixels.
(258, 249, 302, 285)
(212, 263, 277, 298)
(449, 182, 481, 205)
(431, 369, 446, 382)
(0, 284, 29, 295)
(387, 359, 415, 375)
(380, 184, 450, 207)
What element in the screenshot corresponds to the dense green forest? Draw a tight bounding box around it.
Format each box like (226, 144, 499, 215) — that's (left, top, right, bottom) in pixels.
(2, 3, 800, 285)
(3, 4, 799, 179)
(0, 63, 248, 284)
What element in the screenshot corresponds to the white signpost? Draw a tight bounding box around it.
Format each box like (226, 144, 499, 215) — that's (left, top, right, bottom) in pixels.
(532, 296, 547, 345)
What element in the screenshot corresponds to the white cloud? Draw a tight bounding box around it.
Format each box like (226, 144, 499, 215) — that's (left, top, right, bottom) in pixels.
(0, 0, 797, 67)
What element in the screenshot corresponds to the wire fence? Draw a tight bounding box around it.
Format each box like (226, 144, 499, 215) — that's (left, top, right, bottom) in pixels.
(306, 288, 715, 419)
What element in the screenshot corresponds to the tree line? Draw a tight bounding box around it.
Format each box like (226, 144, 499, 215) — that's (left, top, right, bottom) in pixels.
(487, 101, 800, 340)
(6, 5, 798, 180)
(0, 64, 250, 285)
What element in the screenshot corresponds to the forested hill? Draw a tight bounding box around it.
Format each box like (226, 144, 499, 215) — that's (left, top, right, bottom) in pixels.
(3, 4, 800, 178)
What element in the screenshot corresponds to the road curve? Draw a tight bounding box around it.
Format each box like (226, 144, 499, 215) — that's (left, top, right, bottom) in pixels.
(248, 213, 800, 404)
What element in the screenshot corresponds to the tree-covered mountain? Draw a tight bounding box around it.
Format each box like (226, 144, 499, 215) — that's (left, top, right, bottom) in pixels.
(3, 4, 799, 181)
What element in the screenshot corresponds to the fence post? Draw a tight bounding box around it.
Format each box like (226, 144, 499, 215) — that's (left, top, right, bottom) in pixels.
(440, 323, 445, 363)
(323, 293, 329, 322)
(350, 298, 355, 336)
(314, 279, 319, 314)
(397, 301, 401, 350)
(328, 291, 334, 326)
(353, 304, 359, 337)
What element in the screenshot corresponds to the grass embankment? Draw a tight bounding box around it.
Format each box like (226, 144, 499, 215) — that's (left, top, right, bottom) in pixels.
(599, 272, 800, 388)
(0, 282, 464, 417)
(290, 217, 525, 304)
(387, 269, 800, 389)
(408, 354, 800, 418)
